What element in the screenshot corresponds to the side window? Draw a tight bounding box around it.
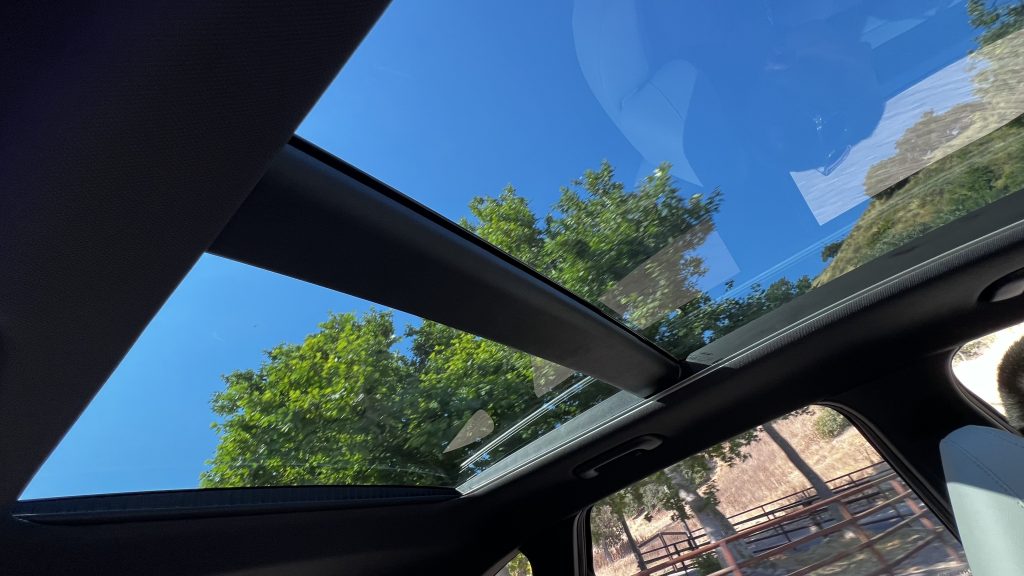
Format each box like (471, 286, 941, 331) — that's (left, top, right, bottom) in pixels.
(589, 407, 968, 576)
(494, 552, 532, 576)
(952, 321, 1024, 430)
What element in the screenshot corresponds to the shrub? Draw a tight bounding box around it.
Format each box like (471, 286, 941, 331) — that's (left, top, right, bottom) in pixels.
(814, 409, 851, 440)
(508, 552, 532, 576)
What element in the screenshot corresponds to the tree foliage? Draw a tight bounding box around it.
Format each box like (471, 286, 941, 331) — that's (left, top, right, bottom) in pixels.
(862, 102, 985, 198)
(813, 408, 852, 441)
(968, 0, 1024, 48)
(506, 552, 533, 576)
(820, 241, 844, 263)
(464, 162, 719, 306)
(204, 161, 813, 562)
(202, 311, 429, 487)
(819, 111, 1024, 285)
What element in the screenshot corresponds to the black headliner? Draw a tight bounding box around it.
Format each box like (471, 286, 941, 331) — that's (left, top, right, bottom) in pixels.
(2, 2, 1022, 575)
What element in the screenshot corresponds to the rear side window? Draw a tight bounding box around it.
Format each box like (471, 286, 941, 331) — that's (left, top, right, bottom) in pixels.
(952, 321, 1024, 430)
(494, 552, 532, 576)
(589, 407, 968, 576)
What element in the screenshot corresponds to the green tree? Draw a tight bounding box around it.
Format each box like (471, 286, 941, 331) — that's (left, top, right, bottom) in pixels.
(760, 417, 844, 528)
(202, 311, 434, 487)
(463, 162, 719, 325)
(505, 552, 533, 576)
(660, 430, 761, 565)
(968, 0, 1024, 47)
(813, 408, 852, 440)
(591, 504, 630, 565)
(820, 240, 844, 263)
(862, 102, 984, 198)
(468, 166, 816, 567)
(205, 161, 813, 573)
(605, 490, 649, 571)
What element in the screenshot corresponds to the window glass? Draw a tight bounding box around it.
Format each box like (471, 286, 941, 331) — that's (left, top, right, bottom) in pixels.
(495, 552, 532, 576)
(23, 254, 631, 498)
(590, 407, 968, 576)
(303, 0, 1024, 363)
(952, 321, 1024, 430)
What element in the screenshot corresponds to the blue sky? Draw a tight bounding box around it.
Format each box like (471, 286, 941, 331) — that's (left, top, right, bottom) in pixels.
(23, 0, 985, 499)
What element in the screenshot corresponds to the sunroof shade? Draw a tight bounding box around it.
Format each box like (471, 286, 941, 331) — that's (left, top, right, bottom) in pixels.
(24, 255, 632, 498)
(300, 0, 1024, 361)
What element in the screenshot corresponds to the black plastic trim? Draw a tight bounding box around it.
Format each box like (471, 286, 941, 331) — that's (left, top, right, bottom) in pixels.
(12, 485, 458, 525)
(210, 138, 683, 396)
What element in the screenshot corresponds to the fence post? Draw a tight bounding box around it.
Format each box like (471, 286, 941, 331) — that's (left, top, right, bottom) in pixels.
(777, 521, 791, 544)
(716, 539, 742, 576)
(879, 481, 906, 525)
(809, 496, 825, 532)
(835, 498, 893, 575)
(682, 518, 697, 550)
(887, 480, 961, 561)
(656, 533, 668, 567)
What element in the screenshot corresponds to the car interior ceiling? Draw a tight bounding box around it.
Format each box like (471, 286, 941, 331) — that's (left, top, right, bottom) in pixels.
(2, 2, 1023, 575)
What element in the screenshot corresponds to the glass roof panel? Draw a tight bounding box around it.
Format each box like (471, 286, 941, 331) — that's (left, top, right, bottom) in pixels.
(300, 0, 1024, 359)
(27, 0, 1024, 499)
(23, 255, 632, 498)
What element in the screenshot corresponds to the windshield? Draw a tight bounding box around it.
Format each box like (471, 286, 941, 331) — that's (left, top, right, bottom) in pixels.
(25, 0, 1024, 498)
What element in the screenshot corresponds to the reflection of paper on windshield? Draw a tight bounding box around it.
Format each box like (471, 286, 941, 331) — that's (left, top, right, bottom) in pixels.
(599, 227, 737, 329)
(443, 409, 495, 454)
(792, 28, 1024, 225)
(532, 358, 574, 398)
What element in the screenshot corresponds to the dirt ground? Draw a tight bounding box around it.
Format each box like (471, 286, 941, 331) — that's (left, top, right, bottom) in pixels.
(626, 407, 880, 544)
(594, 405, 974, 576)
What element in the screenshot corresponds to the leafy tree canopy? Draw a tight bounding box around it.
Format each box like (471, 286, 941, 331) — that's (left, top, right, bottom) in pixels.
(204, 161, 809, 490)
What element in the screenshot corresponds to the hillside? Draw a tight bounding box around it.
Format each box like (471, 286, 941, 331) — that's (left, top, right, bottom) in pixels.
(816, 22, 1024, 286)
(816, 114, 1024, 286)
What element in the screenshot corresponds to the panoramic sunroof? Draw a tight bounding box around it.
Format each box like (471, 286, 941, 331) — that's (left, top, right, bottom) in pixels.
(300, 0, 1024, 361)
(26, 1, 1024, 500)
(24, 254, 633, 498)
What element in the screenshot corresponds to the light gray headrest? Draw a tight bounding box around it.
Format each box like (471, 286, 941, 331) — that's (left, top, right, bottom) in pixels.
(940, 425, 1024, 576)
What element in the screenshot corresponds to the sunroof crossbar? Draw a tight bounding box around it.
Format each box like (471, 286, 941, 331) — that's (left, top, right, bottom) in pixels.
(210, 139, 683, 396)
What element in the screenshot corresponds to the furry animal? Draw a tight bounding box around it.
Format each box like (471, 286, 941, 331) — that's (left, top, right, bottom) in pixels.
(996, 336, 1024, 430)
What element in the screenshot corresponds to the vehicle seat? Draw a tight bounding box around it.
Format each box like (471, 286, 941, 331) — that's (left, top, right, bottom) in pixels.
(940, 425, 1024, 576)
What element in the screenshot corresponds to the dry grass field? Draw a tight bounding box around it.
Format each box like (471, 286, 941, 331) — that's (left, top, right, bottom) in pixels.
(596, 407, 890, 576)
(594, 400, 977, 576)
(622, 406, 880, 544)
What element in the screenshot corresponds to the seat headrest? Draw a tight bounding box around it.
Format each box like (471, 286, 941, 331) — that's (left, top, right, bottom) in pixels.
(940, 425, 1024, 576)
